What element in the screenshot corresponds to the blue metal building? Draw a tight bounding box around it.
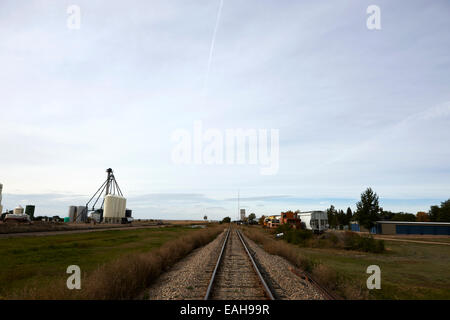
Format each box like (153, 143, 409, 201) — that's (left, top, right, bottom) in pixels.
(351, 221, 450, 235)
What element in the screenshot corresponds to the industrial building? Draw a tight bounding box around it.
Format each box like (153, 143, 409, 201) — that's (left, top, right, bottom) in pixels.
(240, 209, 246, 221)
(351, 221, 450, 235)
(0, 183, 35, 223)
(264, 211, 329, 233)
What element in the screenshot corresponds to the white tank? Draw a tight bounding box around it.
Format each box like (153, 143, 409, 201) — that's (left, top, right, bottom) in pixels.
(13, 205, 24, 215)
(104, 195, 127, 218)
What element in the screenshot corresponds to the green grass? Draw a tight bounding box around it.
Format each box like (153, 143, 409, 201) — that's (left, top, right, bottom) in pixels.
(296, 240, 450, 299)
(0, 226, 199, 298)
(377, 236, 450, 244)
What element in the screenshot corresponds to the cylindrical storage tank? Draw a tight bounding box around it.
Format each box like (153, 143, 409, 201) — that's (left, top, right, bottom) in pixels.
(104, 195, 116, 218)
(13, 206, 24, 215)
(104, 195, 126, 223)
(82, 207, 88, 221)
(76, 206, 87, 222)
(25, 205, 35, 219)
(68, 206, 76, 222)
(120, 198, 127, 218)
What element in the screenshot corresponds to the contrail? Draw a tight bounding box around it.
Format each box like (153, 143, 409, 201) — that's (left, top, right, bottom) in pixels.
(203, 0, 224, 96)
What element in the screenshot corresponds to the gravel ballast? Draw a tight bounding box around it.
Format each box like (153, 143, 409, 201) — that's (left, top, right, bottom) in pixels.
(146, 226, 325, 300)
(242, 233, 325, 300)
(147, 229, 227, 299)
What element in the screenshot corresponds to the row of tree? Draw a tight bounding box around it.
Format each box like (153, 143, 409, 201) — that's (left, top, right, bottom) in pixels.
(326, 206, 353, 228)
(328, 187, 450, 230)
(220, 213, 257, 224)
(220, 188, 450, 230)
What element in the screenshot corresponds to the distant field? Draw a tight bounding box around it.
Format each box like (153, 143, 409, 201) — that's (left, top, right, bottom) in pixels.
(248, 227, 450, 299)
(295, 238, 450, 299)
(161, 220, 210, 225)
(0, 220, 207, 235)
(0, 226, 205, 298)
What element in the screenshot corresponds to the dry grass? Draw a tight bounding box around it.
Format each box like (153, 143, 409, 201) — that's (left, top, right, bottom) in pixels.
(242, 226, 367, 300)
(12, 225, 223, 300)
(0, 221, 146, 234)
(0, 220, 210, 235)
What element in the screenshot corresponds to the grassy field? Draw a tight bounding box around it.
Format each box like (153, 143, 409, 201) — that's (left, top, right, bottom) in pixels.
(298, 240, 450, 299)
(0, 226, 210, 298)
(374, 235, 450, 244)
(246, 226, 450, 300)
(0, 220, 208, 235)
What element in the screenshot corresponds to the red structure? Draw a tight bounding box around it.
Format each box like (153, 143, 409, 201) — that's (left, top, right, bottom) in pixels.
(280, 210, 302, 229)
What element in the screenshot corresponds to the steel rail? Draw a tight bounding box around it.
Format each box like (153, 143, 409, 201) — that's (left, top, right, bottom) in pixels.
(204, 226, 231, 300)
(236, 229, 275, 300)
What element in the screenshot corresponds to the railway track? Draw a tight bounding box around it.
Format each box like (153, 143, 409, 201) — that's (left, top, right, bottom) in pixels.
(147, 225, 334, 300)
(204, 226, 275, 300)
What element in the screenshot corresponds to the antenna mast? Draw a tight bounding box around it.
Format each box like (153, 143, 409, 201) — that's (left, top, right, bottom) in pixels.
(238, 189, 240, 221)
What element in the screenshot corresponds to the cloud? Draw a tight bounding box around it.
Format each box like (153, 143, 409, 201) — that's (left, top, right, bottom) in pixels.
(223, 195, 293, 202)
(129, 193, 218, 204)
(1, 0, 449, 218)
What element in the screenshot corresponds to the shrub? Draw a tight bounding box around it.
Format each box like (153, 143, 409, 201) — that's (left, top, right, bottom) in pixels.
(284, 229, 313, 246)
(343, 231, 385, 253)
(242, 227, 365, 299)
(275, 223, 293, 234)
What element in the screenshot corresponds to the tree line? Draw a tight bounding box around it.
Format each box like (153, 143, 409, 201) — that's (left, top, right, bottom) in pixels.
(220, 188, 450, 230)
(327, 187, 450, 230)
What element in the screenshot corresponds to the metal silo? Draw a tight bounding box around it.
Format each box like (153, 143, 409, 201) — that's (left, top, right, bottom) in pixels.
(25, 205, 35, 219)
(85, 168, 128, 224)
(13, 205, 24, 214)
(68, 206, 77, 222)
(104, 195, 126, 223)
(76, 206, 87, 223)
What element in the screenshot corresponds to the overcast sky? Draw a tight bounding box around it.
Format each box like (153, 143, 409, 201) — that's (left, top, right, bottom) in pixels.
(1, 0, 449, 219)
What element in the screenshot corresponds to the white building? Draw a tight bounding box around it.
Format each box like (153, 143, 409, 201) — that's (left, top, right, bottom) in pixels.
(240, 208, 246, 221)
